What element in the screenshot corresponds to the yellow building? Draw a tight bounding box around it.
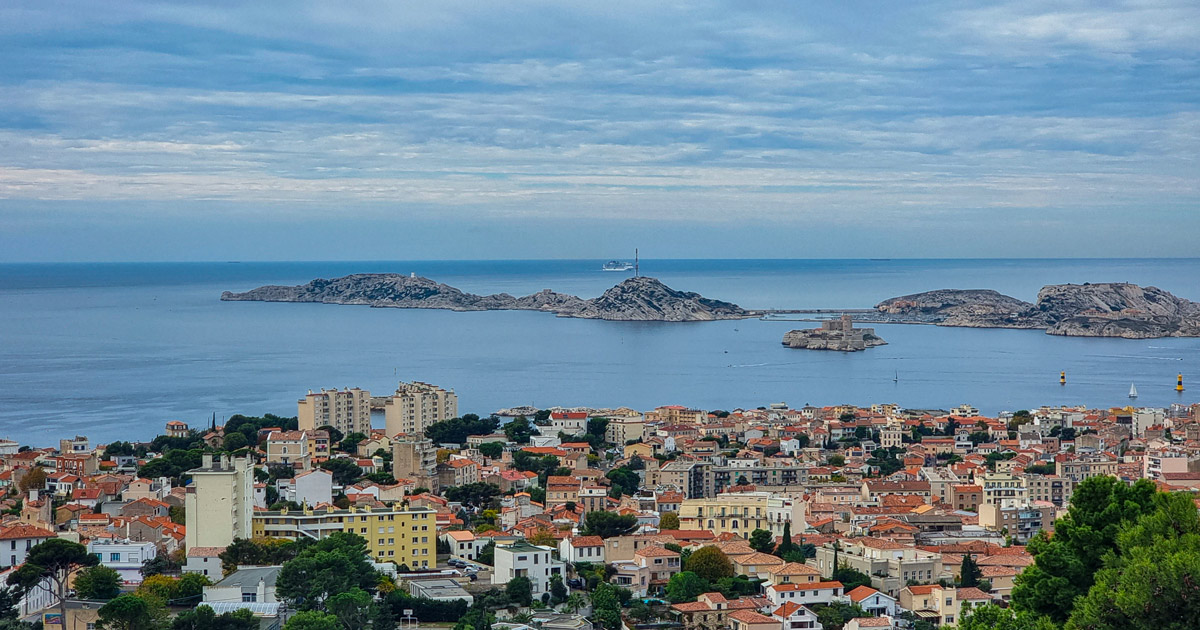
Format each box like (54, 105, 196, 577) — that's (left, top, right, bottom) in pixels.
(678, 492, 772, 537)
(185, 455, 255, 549)
(252, 504, 437, 568)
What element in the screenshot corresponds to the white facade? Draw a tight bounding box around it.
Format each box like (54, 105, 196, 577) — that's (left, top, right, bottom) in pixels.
(297, 387, 372, 436)
(88, 539, 158, 584)
(0, 526, 54, 569)
(491, 542, 565, 596)
(557, 538, 605, 564)
(279, 469, 334, 507)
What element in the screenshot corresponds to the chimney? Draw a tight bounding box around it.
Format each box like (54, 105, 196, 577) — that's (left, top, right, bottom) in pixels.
(257, 578, 267, 602)
(28, 489, 38, 502)
(202, 454, 213, 469)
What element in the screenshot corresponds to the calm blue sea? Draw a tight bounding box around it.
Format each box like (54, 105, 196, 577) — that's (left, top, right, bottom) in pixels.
(2, 259, 1198, 444)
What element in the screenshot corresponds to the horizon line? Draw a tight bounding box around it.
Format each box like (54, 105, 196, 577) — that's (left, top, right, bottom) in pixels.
(4, 256, 1200, 265)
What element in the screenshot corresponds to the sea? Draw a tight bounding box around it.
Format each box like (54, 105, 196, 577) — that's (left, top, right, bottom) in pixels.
(2, 259, 1198, 444)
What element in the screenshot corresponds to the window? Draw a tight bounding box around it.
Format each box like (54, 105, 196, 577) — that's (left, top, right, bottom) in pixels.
(242, 593, 257, 602)
(110, 553, 121, 561)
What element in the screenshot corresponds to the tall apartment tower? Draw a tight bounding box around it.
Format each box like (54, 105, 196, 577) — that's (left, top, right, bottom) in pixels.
(384, 381, 458, 439)
(298, 387, 372, 436)
(185, 454, 254, 549)
(391, 435, 439, 492)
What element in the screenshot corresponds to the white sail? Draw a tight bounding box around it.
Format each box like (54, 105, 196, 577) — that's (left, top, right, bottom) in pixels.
(1129, 383, 1138, 398)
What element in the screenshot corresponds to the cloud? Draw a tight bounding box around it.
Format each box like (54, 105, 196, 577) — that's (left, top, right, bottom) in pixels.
(0, 0, 1196, 259)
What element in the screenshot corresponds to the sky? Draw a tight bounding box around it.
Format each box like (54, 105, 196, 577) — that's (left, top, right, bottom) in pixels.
(0, 1, 1198, 261)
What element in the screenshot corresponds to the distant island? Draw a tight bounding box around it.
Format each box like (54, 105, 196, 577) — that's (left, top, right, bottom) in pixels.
(221, 274, 749, 322)
(876, 282, 1200, 338)
(782, 314, 886, 351)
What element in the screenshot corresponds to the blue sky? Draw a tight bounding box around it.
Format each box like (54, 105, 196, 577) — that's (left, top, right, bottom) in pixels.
(0, 0, 1197, 261)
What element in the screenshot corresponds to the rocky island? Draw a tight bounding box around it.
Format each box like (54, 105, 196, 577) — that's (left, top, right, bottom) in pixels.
(875, 282, 1200, 338)
(782, 314, 887, 351)
(221, 274, 749, 322)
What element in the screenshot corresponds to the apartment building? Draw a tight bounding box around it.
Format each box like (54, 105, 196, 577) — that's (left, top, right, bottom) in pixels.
(185, 455, 254, 549)
(980, 472, 1026, 507)
(253, 504, 437, 568)
(1056, 455, 1119, 482)
(612, 545, 681, 597)
(298, 387, 372, 436)
(391, 435, 438, 491)
(678, 492, 774, 538)
(265, 430, 313, 469)
(605, 414, 647, 445)
(660, 461, 711, 499)
(492, 541, 565, 595)
(384, 382, 458, 438)
(814, 538, 942, 597)
(949, 484, 982, 512)
(1024, 475, 1073, 507)
(978, 502, 1054, 543)
(899, 584, 992, 627)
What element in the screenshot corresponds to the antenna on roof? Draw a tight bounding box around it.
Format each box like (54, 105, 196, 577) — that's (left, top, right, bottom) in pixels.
(635, 248, 639, 278)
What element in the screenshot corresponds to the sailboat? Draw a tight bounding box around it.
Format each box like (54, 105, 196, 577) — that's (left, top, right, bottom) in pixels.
(1129, 384, 1138, 399)
(893, 371, 899, 383)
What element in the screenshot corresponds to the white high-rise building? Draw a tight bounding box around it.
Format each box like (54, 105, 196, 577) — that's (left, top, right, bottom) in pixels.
(298, 387, 372, 436)
(185, 455, 254, 549)
(384, 381, 458, 439)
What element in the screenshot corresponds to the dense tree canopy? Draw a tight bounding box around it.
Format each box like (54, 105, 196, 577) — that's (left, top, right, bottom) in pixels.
(425, 414, 501, 446)
(684, 546, 734, 582)
(276, 533, 380, 611)
(319, 458, 364, 486)
(1011, 476, 1157, 623)
(74, 565, 122, 600)
(502, 416, 536, 444)
(581, 511, 638, 538)
(172, 605, 258, 630)
(444, 482, 501, 507)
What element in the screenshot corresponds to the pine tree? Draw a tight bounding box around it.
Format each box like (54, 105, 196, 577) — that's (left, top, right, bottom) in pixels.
(959, 554, 982, 588)
(775, 522, 795, 558)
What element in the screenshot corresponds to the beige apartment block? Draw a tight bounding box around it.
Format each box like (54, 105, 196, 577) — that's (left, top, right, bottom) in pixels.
(298, 387, 372, 436)
(185, 455, 254, 549)
(384, 381, 458, 438)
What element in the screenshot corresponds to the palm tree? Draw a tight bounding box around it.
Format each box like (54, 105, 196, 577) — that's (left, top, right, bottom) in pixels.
(509, 612, 536, 624)
(565, 592, 588, 614)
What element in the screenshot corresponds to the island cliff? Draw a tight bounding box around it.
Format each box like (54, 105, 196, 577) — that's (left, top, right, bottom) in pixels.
(875, 283, 1200, 338)
(221, 274, 749, 322)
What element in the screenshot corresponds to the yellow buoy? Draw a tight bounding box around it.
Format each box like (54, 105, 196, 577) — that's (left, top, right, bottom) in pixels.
(1060, 371, 1066, 385)
(1177, 373, 1185, 392)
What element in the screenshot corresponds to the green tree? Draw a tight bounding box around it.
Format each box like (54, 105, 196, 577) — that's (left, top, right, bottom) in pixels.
(140, 555, 180, 578)
(775, 522, 796, 558)
(177, 573, 211, 601)
(444, 482, 501, 507)
(505, 576, 533, 607)
(6, 538, 99, 626)
(222, 432, 249, 452)
(477, 541, 495, 566)
(659, 511, 680, 530)
(425, 414, 501, 446)
(813, 602, 867, 630)
(172, 605, 258, 630)
(959, 554, 982, 588)
(581, 511, 638, 538)
(748, 529, 775, 554)
(97, 595, 156, 630)
(340, 432, 368, 453)
(283, 611, 339, 630)
(74, 565, 123, 600)
(327, 587, 375, 630)
(320, 458, 364, 486)
(1065, 491, 1200, 630)
(827, 454, 845, 467)
(958, 604, 1058, 630)
(477, 442, 503, 459)
(1011, 476, 1157, 623)
(604, 466, 640, 498)
(665, 571, 708, 603)
(503, 416, 536, 445)
(277, 533, 379, 611)
(549, 573, 567, 605)
(831, 567, 871, 592)
(590, 582, 622, 630)
(684, 546, 734, 582)
(17, 466, 47, 493)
